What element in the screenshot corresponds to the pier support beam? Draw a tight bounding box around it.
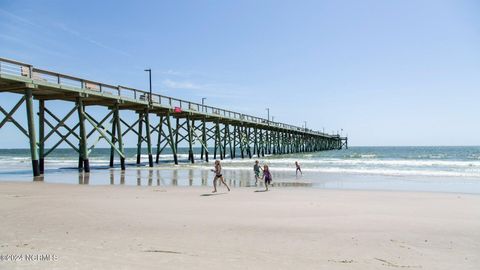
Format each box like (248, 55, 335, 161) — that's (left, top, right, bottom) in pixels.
(114, 104, 125, 170)
(155, 115, 163, 164)
(223, 124, 228, 159)
(38, 99, 45, 174)
(166, 113, 178, 164)
(266, 130, 271, 155)
(203, 119, 209, 162)
(200, 119, 205, 160)
(213, 122, 218, 160)
(260, 129, 265, 157)
(254, 127, 259, 158)
(174, 117, 180, 161)
(136, 112, 144, 165)
(109, 108, 117, 168)
(272, 131, 277, 155)
(77, 98, 90, 172)
(25, 89, 40, 177)
(247, 127, 252, 158)
(232, 125, 237, 158)
(238, 126, 244, 159)
(227, 124, 234, 159)
(187, 117, 194, 163)
(144, 110, 153, 167)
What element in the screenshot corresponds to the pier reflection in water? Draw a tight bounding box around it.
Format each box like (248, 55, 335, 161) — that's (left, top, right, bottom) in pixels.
(29, 167, 312, 188)
(21, 165, 480, 194)
(79, 172, 89, 185)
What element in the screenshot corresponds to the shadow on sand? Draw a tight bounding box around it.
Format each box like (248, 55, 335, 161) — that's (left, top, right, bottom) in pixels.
(254, 190, 269, 193)
(200, 192, 228, 196)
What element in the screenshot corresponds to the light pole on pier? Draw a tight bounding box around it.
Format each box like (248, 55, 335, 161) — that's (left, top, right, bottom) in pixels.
(143, 68, 153, 167)
(144, 68, 152, 104)
(304, 121, 307, 132)
(266, 108, 270, 124)
(202, 97, 207, 112)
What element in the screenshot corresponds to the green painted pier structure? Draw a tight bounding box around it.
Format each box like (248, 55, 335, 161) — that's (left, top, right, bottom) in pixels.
(0, 57, 348, 176)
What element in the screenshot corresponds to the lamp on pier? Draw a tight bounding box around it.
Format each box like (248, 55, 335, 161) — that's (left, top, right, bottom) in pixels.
(202, 97, 207, 112)
(144, 68, 152, 104)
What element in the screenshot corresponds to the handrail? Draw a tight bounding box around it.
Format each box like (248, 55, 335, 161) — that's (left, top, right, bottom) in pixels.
(0, 57, 31, 67)
(0, 57, 339, 138)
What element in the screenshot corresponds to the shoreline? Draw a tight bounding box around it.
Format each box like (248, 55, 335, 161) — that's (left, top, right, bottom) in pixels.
(2, 178, 480, 196)
(1, 181, 479, 269)
(2, 166, 480, 195)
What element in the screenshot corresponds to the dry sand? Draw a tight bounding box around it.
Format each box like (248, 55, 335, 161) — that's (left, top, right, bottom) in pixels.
(0, 181, 479, 270)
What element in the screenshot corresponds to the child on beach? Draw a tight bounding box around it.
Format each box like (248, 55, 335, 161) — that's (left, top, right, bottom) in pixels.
(253, 160, 262, 185)
(211, 160, 230, 193)
(262, 165, 272, 191)
(295, 161, 302, 176)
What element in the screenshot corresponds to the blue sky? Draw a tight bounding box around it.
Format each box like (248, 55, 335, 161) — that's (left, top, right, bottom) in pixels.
(0, 0, 479, 147)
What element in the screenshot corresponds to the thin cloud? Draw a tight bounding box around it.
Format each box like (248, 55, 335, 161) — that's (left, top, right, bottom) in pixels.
(162, 79, 202, 90)
(54, 23, 132, 58)
(159, 79, 251, 101)
(159, 70, 183, 76)
(0, 8, 132, 58)
(0, 33, 68, 58)
(0, 8, 37, 27)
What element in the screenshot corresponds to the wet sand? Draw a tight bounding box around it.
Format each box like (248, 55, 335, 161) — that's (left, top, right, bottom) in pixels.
(5, 163, 480, 194)
(0, 181, 479, 270)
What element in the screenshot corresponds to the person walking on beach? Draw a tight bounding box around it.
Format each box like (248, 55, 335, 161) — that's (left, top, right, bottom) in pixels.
(295, 161, 302, 176)
(211, 160, 230, 193)
(253, 160, 263, 185)
(262, 165, 272, 191)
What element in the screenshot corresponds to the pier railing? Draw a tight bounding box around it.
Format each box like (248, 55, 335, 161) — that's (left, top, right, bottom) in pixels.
(0, 57, 338, 138)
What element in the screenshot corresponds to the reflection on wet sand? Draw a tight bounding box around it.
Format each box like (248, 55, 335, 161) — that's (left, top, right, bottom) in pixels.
(79, 173, 90, 185)
(108, 170, 125, 185)
(201, 170, 208, 186)
(136, 170, 141, 186)
(31, 167, 312, 188)
(172, 170, 178, 186)
(23, 165, 480, 194)
(188, 169, 193, 186)
(148, 170, 153, 186)
(120, 171, 125, 185)
(156, 170, 161, 186)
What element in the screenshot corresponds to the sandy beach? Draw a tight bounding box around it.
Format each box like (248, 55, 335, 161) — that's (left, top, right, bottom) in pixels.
(0, 181, 479, 270)
(2, 0, 480, 269)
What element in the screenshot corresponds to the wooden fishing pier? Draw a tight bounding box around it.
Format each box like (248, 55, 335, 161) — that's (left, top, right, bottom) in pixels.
(0, 57, 348, 176)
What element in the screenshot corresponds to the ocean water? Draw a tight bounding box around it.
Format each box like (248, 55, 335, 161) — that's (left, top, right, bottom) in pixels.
(1, 146, 480, 194)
